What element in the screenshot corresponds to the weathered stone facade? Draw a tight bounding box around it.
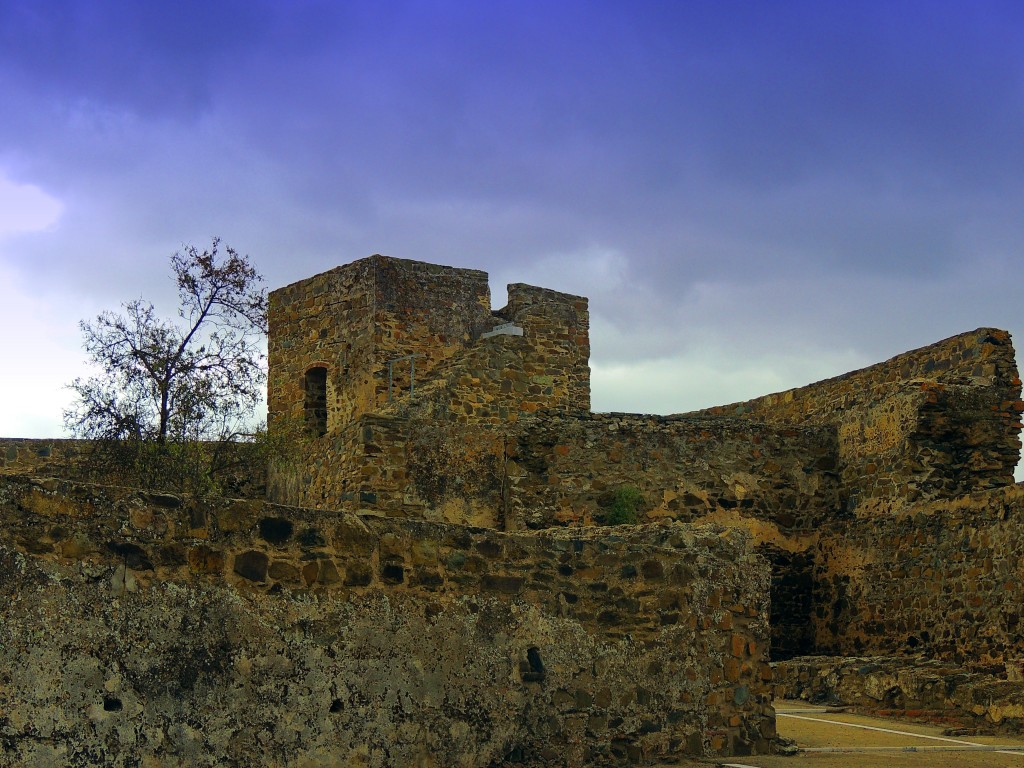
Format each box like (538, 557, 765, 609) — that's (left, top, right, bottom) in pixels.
(507, 413, 838, 532)
(265, 255, 1024, 671)
(0, 438, 86, 476)
(268, 258, 1021, 530)
(0, 475, 773, 766)
(698, 327, 1022, 507)
(267, 256, 590, 439)
(260, 255, 1024, 729)
(811, 485, 1024, 663)
(267, 255, 594, 525)
(773, 655, 1024, 732)
(0, 437, 267, 499)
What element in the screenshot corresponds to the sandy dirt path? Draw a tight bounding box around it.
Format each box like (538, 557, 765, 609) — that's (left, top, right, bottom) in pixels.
(660, 700, 1024, 768)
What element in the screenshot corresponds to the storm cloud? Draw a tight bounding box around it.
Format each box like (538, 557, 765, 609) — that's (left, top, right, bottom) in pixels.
(1, 0, 1023, 454)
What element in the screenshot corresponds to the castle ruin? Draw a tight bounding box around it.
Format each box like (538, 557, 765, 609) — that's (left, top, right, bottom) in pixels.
(2, 253, 1024, 766)
(266, 254, 1024, 661)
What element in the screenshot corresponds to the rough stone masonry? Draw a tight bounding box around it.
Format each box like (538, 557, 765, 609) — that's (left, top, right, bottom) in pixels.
(0, 475, 773, 766)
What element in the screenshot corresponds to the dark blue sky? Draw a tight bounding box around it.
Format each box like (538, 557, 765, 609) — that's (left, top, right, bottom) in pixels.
(2, 0, 1023, 445)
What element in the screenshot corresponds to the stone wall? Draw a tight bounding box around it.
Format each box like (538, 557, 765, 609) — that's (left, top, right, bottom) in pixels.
(0, 474, 775, 765)
(268, 258, 379, 434)
(262, 407, 837, 665)
(498, 283, 591, 413)
(0, 438, 266, 498)
(384, 286, 590, 427)
(697, 328, 1023, 508)
(269, 409, 841, 539)
(773, 656, 1024, 732)
(263, 255, 1024, 678)
(508, 412, 838, 532)
(266, 257, 593, 516)
(809, 485, 1024, 665)
(371, 256, 495, 407)
(0, 437, 85, 476)
(503, 411, 837, 662)
(265, 415, 498, 527)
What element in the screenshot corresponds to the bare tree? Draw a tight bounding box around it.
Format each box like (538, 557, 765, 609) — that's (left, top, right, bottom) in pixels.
(65, 238, 267, 448)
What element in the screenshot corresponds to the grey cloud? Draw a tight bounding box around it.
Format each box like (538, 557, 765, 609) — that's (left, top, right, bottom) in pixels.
(0, 0, 282, 117)
(3, 1, 1024, 439)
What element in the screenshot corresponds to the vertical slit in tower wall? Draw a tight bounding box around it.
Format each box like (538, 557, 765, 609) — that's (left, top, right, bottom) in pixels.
(304, 366, 328, 437)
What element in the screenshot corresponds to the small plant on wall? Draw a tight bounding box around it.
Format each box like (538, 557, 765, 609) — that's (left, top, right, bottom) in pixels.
(599, 485, 644, 525)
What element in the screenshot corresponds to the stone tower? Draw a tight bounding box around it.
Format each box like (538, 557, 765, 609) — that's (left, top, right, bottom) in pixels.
(268, 254, 591, 438)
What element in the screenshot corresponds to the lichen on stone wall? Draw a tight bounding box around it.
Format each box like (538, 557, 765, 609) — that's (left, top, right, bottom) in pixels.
(508, 412, 839, 532)
(266, 256, 593, 518)
(262, 257, 1024, 689)
(774, 655, 1024, 732)
(268, 255, 498, 438)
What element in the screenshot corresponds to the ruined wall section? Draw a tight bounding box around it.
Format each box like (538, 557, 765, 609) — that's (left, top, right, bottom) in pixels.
(498, 283, 591, 413)
(0, 475, 775, 764)
(697, 328, 1022, 508)
(0, 438, 266, 498)
(504, 414, 838, 659)
(810, 485, 1024, 665)
(272, 406, 845, 592)
(370, 256, 493, 409)
(275, 410, 841, 538)
(0, 437, 85, 476)
(773, 656, 1024, 732)
(508, 413, 839, 532)
(378, 282, 590, 424)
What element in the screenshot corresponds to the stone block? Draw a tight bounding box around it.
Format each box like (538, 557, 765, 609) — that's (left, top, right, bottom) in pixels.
(233, 550, 269, 582)
(188, 545, 225, 575)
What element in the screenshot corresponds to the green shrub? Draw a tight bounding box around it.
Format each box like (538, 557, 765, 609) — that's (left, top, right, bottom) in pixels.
(602, 485, 643, 525)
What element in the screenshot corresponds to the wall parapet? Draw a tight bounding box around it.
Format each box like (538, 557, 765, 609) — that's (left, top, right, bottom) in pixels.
(510, 411, 839, 531)
(269, 407, 842, 535)
(0, 437, 267, 498)
(0, 437, 84, 475)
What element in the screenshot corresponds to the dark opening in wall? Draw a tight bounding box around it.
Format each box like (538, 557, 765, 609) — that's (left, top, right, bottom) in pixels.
(304, 366, 328, 436)
(103, 696, 123, 712)
(763, 547, 816, 661)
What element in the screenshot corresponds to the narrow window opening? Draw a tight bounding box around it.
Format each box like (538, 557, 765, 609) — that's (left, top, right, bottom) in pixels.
(304, 366, 328, 436)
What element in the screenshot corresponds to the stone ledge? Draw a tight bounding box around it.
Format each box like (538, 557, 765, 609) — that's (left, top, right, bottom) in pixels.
(773, 655, 1024, 733)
